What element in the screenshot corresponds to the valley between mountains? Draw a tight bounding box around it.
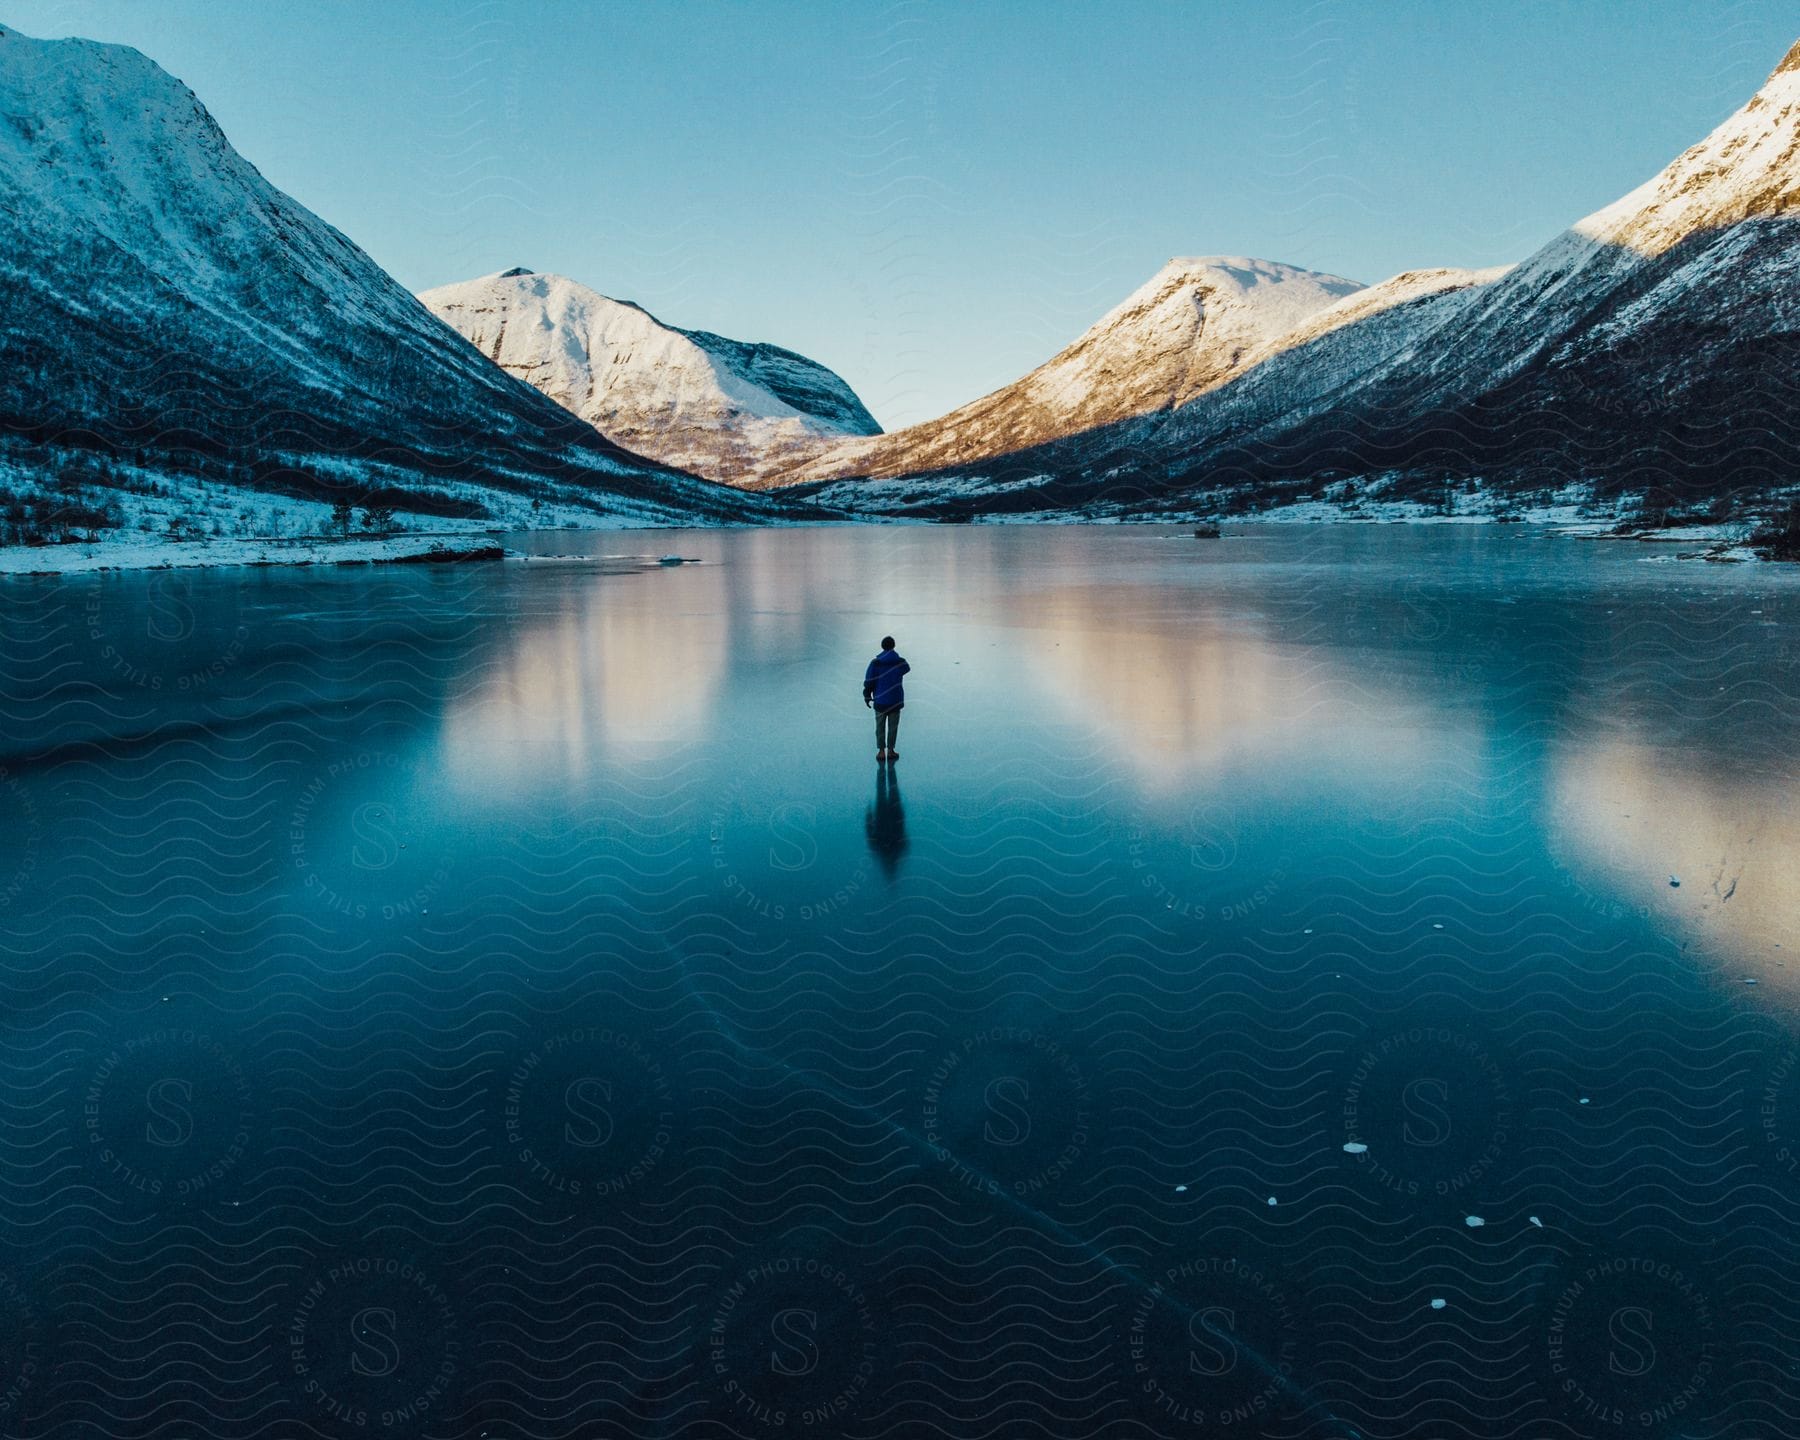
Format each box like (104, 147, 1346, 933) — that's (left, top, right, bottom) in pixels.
(1, 25, 1797, 564)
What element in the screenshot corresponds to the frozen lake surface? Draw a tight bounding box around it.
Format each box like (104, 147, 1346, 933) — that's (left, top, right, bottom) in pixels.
(2, 523, 1798, 1436)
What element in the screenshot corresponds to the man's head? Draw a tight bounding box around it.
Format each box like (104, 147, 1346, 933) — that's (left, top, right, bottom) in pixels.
(880, 636, 895, 651)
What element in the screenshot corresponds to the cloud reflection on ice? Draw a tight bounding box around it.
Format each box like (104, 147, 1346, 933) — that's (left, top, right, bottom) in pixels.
(1550, 736, 1800, 996)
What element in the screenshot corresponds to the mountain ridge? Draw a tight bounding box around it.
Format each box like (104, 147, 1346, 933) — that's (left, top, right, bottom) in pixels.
(785, 36, 1800, 520)
(0, 25, 795, 540)
(756, 256, 1363, 488)
(3, 22, 1795, 537)
(419, 269, 879, 484)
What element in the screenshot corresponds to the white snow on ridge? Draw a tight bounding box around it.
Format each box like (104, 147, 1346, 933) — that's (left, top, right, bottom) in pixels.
(1383, 37, 1800, 395)
(6, 16, 1796, 538)
(419, 270, 880, 484)
(1065, 255, 1360, 405)
(1574, 44, 1800, 258)
(0, 29, 449, 360)
(1014, 256, 1365, 417)
(787, 37, 1800, 510)
(1143, 264, 1515, 447)
(1241, 266, 1514, 368)
(771, 256, 1364, 486)
(1055, 33, 1800, 500)
(0, 23, 787, 565)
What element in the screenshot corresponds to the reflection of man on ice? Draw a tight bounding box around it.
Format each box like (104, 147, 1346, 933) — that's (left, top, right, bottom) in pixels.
(866, 764, 907, 880)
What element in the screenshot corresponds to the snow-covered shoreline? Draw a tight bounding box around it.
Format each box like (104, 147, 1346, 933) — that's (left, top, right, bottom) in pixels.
(0, 512, 1779, 576)
(0, 531, 522, 576)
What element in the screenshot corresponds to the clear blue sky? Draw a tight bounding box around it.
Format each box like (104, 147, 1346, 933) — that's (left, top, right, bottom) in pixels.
(6, 1, 1795, 427)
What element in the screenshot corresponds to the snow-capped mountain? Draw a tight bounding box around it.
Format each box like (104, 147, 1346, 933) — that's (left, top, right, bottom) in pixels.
(766, 257, 1363, 487)
(1365, 33, 1800, 403)
(7, 17, 1792, 535)
(1108, 265, 1514, 481)
(0, 26, 792, 537)
(793, 38, 1800, 520)
(1186, 35, 1800, 515)
(419, 269, 880, 484)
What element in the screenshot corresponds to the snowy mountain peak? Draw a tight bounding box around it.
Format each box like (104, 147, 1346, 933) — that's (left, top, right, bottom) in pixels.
(814, 34, 1800, 517)
(0, 22, 784, 532)
(1033, 256, 1364, 418)
(499, 265, 534, 277)
(419, 269, 880, 483)
(764, 256, 1364, 486)
(1573, 37, 1799, 257)
(1097, 256, 1360, 328)
(1079, 257, 1365, 396)
(1156, 254, 1359, 294)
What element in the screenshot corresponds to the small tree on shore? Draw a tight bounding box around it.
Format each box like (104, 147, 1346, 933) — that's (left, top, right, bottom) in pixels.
(1751, 501, 1800, 562)
(361, 502, 397, 534)
(329, 496, 355, 537)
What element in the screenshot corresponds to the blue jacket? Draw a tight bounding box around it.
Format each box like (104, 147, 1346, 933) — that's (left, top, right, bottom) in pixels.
(864, 650, 910, 710)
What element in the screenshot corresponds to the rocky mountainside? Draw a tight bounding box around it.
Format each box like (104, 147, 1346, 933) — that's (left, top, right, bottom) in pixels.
(0, 26, 791, 539)
(1183, 35, 1800, 519)
(419, 269, 880, 484)
(793, 39, 1800, 521)
(762, 257, 1362, 488)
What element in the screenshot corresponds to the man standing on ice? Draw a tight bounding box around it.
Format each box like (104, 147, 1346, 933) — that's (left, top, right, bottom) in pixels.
(863, 636, 910, 763)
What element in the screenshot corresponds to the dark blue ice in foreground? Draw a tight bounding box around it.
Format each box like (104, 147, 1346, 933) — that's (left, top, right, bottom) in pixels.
(0, 524, 1795, 1438)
